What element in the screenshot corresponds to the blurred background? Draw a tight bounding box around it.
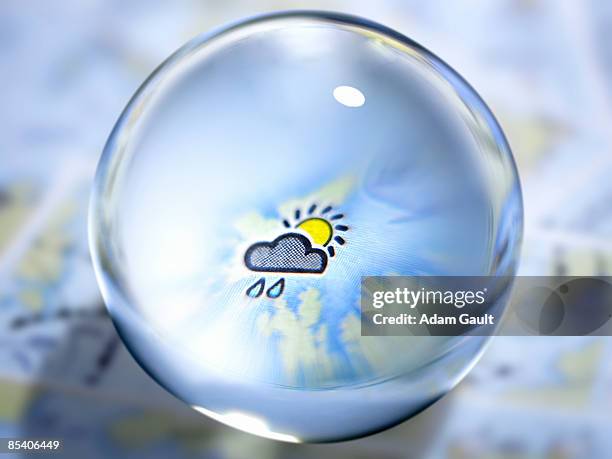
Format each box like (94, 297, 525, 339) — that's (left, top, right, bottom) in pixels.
(1, 0, 612, 457)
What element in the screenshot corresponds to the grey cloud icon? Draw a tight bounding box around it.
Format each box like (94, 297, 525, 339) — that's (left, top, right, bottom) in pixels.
(244, 233, 328, 274)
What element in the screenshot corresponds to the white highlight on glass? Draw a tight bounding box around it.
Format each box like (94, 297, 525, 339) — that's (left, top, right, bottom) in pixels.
(333, 85, 365, 107)
(193, 406, 301, 443)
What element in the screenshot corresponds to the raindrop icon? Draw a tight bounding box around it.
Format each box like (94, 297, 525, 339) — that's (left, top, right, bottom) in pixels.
(246, 278, 265, 298)
(266, 278, 285, 298)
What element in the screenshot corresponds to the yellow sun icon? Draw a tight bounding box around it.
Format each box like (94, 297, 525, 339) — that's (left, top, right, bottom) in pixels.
(283, 204, 348, 257)
(296, 218, 332, 245)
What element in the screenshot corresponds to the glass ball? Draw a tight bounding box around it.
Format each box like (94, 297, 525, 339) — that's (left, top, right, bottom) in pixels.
(89, 11, 523, 442)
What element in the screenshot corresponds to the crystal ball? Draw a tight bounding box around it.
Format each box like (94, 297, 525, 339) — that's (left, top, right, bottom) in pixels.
(89, 11, 523, 442)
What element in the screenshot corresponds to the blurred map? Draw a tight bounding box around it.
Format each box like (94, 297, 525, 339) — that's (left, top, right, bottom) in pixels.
(1, 0, 612, 457)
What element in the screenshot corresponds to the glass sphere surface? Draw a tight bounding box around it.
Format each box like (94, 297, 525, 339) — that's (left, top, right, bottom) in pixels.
(89, 11, 523, 442)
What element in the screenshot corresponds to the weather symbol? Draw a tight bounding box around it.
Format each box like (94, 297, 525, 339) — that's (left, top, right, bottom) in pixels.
(244, 203, 348, 298)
